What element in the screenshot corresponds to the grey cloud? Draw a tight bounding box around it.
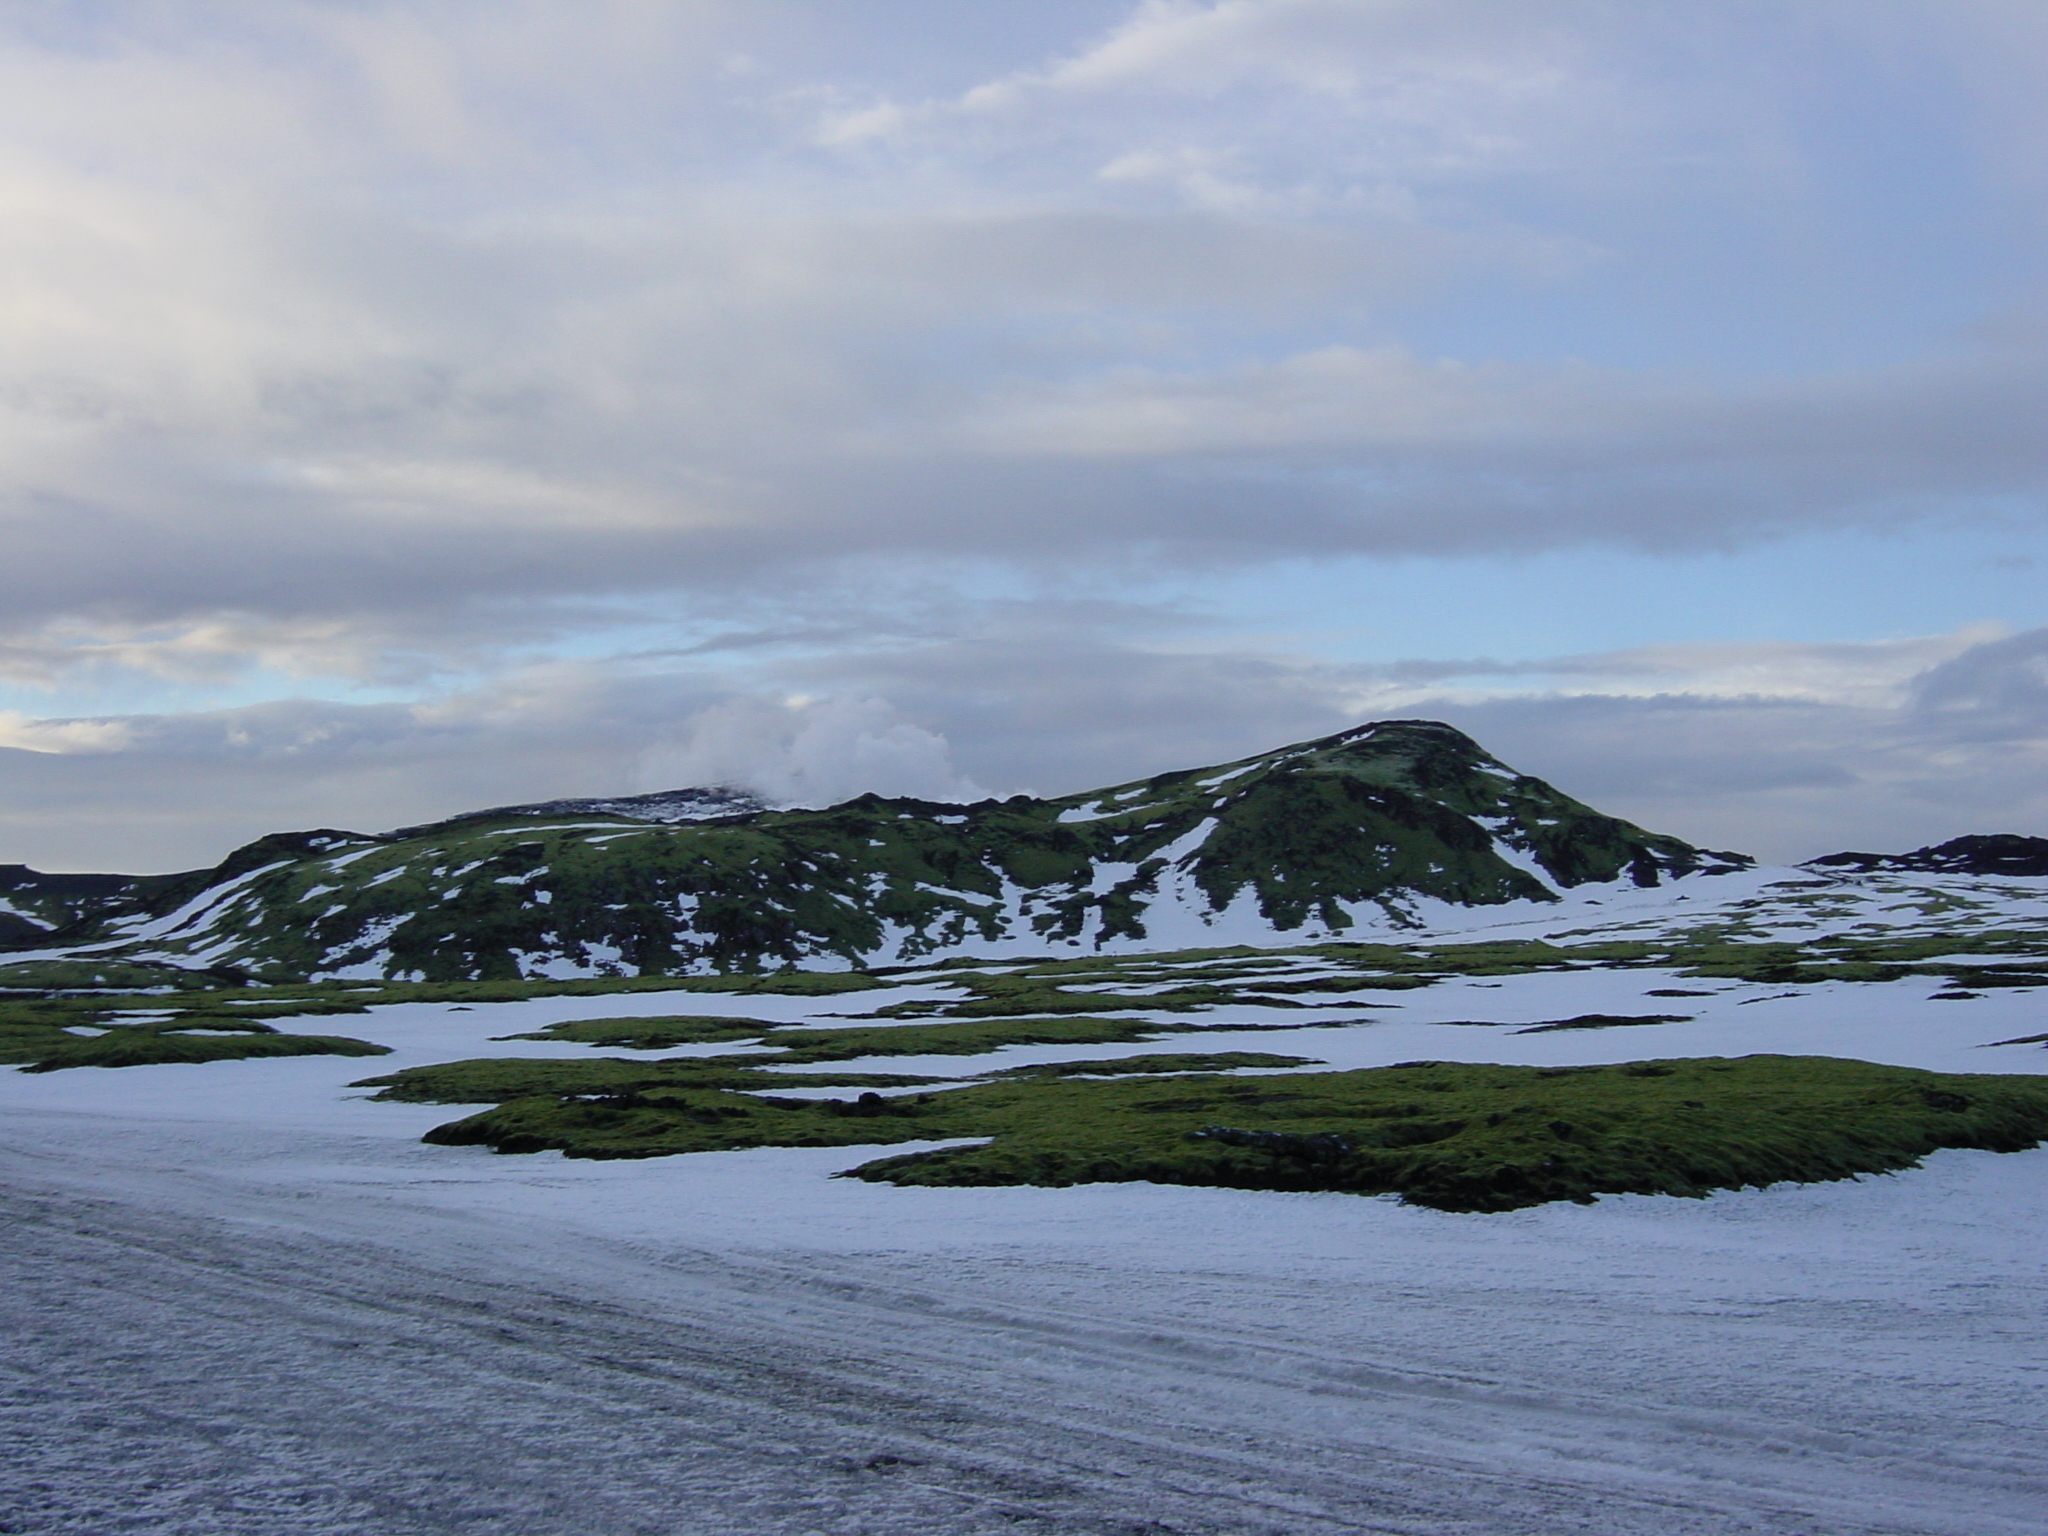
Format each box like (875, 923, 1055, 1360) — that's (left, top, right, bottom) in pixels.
(0, 675, 726, 871)
(1909, 628, 2048, 736)
(795, 622, 2048, 860)
(10, 624, 2048, 872)
(1426, 628, 2048, 858)
(1439, 695, 2048, 864)
(0, 2, 2042, 690)
(3, 1, 2047, 874)
(792, 636, 1362, 797)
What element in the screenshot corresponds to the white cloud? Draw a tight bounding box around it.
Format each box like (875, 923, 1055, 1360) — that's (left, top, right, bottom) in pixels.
(0, 1, 2036, 701)
(639, 695, 985, 807)
(0, 711, 136, 755)
(1378, 626, 2011, 709)
(886, 0, 1595, 180)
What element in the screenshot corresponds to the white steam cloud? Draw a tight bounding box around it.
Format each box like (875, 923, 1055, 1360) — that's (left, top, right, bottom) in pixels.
(639, 696, 987, 809)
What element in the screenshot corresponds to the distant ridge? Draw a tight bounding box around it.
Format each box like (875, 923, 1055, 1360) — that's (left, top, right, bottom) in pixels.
(0, 865, 188, 946)
(1807, 834, 2048, 878)
(388, 786, 769, 839)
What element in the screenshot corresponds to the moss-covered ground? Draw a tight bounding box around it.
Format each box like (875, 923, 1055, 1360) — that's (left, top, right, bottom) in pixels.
(987, 1051, 1319, 1079)
(0, 969, 886, 1070)
(760, 1016, 1212, 1062)
(17, 1019, 390, 1073)
(496, 1015, 784, 1049)
(354, 1056, 946, 1104)
(498, 1008, 1354, 1063)
(1505, 1013, 1692, 1034)
(12, 886, 2048, 1050)
(382, 1054, 2048, 1212)
(831, 924, 2048, 1023)
(16, 873, 2048, 1219)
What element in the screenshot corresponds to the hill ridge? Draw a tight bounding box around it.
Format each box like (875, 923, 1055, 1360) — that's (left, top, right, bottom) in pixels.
(6, 719, 1753, 981)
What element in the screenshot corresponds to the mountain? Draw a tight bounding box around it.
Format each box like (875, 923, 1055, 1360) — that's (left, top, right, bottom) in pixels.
(9, 720, 1751, 983)
(0, 866, 187, 948)
(1806, 835, 2048, 878)
(384, 786, 770, 838)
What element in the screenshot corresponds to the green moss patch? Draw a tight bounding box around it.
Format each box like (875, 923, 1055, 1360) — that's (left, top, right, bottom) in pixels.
(21, 1025, 391, 1073)
(352, 1056, 944, 1105)
(1511, 1013, 1692, 1034)
(856, 977, 1227, 1019)
(0, 969, 898, 1069)
(986, 1051, 1322, 1079)
(499, 1010, 1342, 1065)
(496, 1015, 780, 1049)
(0, 959, 223, 995)
(319, 971, 883, 1005)
(0, 989, 387, 1067)
(396, 1053, 2048, 1212)
(761, 1015, 1201, 1062)
(1436, 1013, 1690, 1033)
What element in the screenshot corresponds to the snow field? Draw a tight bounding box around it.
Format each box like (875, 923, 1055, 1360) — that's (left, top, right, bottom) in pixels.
(7, 870, 2048, 1533)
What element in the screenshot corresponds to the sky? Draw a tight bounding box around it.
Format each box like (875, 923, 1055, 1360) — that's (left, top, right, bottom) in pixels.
(3, 0, 2047, 872)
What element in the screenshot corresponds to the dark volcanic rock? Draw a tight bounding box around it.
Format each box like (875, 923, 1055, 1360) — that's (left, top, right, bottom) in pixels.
(1806, 834, 2048, 878)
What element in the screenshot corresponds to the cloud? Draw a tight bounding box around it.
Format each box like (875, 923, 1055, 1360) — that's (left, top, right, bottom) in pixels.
(0, 711, 137, 755)
(0, 677, 982, 870)
(1374, 626, 2007, 708)
(781, 621, 2048, 861)
(10, 624, 2048, 872)
(638, 695, 986, 807)
(1909, 627, 2048, 736)
(0, 1, 2041, 696)
(836, 0, 1604, 189)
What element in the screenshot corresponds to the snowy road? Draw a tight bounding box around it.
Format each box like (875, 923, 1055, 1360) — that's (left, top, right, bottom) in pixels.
(5, 1104, 2047, 1536)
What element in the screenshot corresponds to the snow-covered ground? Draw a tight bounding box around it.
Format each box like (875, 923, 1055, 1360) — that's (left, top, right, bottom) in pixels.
(5, 870, 2048, 1534)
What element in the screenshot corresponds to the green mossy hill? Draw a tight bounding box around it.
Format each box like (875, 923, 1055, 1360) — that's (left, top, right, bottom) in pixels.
(20, 1022, 390, 1073)
(43, 720, 1748, 980)
(0, 864, 192, 942)
(398, 1054, 2048, 1213)
(1072, 720, 1741, 930)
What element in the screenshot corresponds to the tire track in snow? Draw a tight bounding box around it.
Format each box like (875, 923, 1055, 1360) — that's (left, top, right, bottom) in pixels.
(5, 1164, 2043, 1536)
